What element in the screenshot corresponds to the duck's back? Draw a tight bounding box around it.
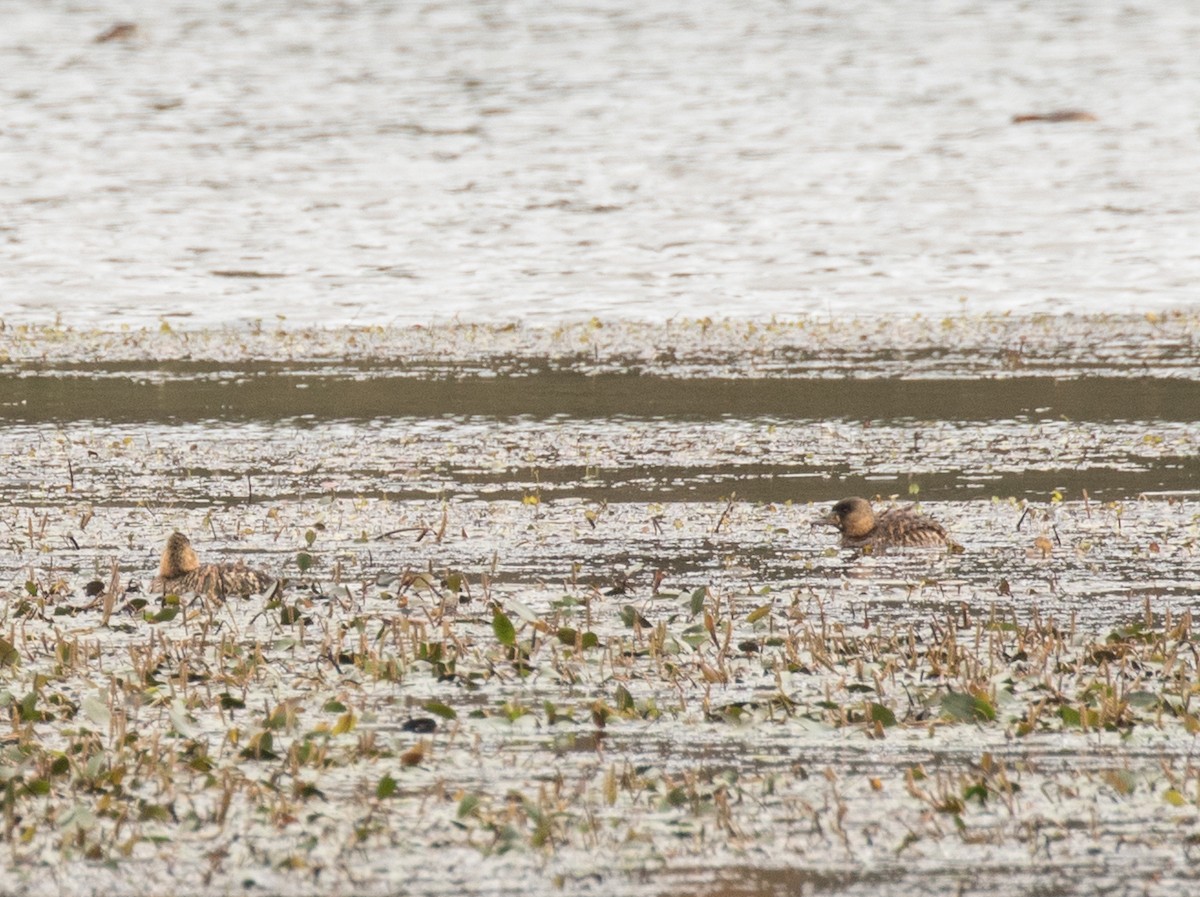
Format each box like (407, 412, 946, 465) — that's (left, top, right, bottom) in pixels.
(153, 562, 272, 597)
(870, 508, 948, 548)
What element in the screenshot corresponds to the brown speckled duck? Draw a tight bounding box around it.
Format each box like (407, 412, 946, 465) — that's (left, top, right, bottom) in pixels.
(150, 532, 273, 597)
(820, 497, 954, 551)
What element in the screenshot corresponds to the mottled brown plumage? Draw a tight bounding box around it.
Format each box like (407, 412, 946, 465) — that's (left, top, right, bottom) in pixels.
(820, 497, 953, 550)
(151, 532, 273, 598)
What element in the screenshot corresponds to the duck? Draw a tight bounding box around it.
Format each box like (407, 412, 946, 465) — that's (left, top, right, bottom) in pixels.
(819, 497, 954, 551)
(150, 532, 273, 598)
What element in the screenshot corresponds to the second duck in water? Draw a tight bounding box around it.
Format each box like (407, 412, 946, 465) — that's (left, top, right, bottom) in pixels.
(820, 497, 954, 551)
(151, 532, 274, 598)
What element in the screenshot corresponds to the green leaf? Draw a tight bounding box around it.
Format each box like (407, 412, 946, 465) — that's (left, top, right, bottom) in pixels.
(376, 774, 398, 799)
(458, 793, 480, 818)
(689, 587, 706, 617)
(614, 685, 634, 712)
(145, 607, 178, 624)
(18, 693, 42, 722)
(746, 603, 772, 624)
(424, 700, 457, 720)
(0, 638, 19, 667)
(940, 692, 995, 723)
(296, 552, 313, 573)
(492, 609, 516, 647)
(868, 703, 896, 727)
(619, 605, 649, 628)
(662, 787, 688, 808)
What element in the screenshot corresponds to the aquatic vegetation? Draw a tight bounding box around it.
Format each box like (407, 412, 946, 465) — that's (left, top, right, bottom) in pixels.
(0, 316, 1198, 895)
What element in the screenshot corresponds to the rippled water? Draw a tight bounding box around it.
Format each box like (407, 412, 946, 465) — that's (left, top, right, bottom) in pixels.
(4, 1, 1200, 326)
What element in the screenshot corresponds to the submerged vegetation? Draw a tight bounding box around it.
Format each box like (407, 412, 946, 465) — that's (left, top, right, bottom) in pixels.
(0, 315, 1198, 895)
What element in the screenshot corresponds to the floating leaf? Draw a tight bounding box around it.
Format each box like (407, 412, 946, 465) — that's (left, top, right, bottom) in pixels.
(554, 628, 601, 649)
(619, 605, 649, 628)
(145, 607, 178, 624)
(423, 700, 457, 720)
(376, 775, 398, 799)
(27, 779, 51, 796)
(240, 731, 276, 760)
(869, 703, 897, 727)
(746, 604, 772, 624)
(940, 692, 995, 723)
(296, 552, 314, 573)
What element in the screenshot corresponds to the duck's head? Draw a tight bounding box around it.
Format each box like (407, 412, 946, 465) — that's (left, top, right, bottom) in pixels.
(823, 497, 876, 539)
(160, 532, 200, 578)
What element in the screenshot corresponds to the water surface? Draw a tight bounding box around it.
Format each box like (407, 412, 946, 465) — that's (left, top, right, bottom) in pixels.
(4, 1, 1200, 325)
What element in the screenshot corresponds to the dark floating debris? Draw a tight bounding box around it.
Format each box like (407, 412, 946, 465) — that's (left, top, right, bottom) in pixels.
(94, 22, 139, 43)
(1012, 110, 1097, 124)
(401, 718, 438, 734)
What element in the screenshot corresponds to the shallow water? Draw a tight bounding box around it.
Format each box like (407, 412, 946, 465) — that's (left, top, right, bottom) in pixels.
(1, 317, 1199, 896)
(4, 1, 1200, 325)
